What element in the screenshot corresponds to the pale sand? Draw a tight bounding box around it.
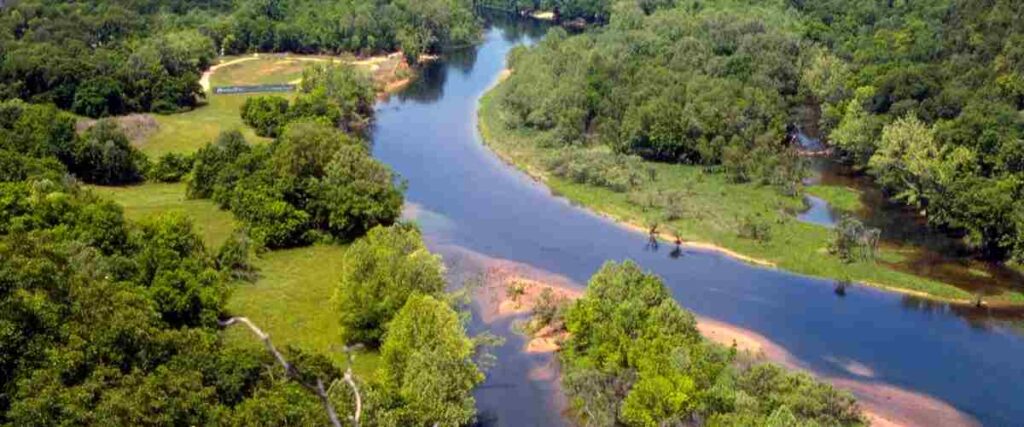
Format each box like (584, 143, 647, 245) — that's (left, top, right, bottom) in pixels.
(477, 267, 977, 427)
(696, 317, 978, 427)
(200, 52, 411, 96)
(531, 11, 556, 21)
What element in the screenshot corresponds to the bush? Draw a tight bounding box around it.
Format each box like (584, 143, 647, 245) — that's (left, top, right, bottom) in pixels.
(829, 216, 880, 263)
(71, 120, 147, 185)
(542, 148, 655, 192)
(240, 96, 290, 137)
(188, 130, 251, 199)
(738, 213, 773, 243)
(149, 152, 194, 183)
(334, 224, 445, 346)
(216, 229, 258, 282)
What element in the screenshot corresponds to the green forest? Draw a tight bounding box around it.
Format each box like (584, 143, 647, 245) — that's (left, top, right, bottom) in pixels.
(491, 0, 1024, 282)
(8, 0, 1022, 425)
(0, 0, 478, 116)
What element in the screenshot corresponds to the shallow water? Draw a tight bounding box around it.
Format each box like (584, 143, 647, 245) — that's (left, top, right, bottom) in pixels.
(372, 16, 1024, 426)
(802, 150, 1024, 297)
(797, 194, 838, 228)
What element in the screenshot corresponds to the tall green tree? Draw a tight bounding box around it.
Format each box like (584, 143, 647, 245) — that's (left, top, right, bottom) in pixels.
(334, 224, 445, 345)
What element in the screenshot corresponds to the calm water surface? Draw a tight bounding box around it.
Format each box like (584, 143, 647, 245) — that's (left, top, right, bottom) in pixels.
(372, 17, 1024, 426)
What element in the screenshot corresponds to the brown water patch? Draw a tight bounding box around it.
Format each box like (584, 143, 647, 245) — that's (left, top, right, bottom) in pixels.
(812, 158, 1024, 299)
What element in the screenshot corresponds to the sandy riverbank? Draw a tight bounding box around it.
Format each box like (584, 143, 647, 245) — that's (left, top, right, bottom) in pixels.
(477, 268, 978, 427)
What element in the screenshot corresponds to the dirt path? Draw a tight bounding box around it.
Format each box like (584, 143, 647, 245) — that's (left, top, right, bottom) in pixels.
(199, 55, 261, 92)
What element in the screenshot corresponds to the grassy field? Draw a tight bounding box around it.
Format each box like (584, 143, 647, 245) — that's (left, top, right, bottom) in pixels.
(224, 245, 381, 375)
(478, 84, 1024, 304)
(210, 56, 314, 87)
(90, 56, 391, 375)
(143, 95, 275, 157)
(806, 185, 863, 213)
(92, 181, 379, 375)
(89, 183, 238, 248)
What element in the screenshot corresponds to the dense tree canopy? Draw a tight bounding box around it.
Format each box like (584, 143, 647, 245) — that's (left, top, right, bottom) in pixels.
(0, 99, 147, 185)
(498, 2, 805, 186)
(373, 294, 483, 426)
(0, 177, 336, 425)
(0, 0, 479, 116)
(561, 261, 864, 426)
(334, 224, 446, 346)
(188, 121, 403, 248)
(793, 0, 1024, 261)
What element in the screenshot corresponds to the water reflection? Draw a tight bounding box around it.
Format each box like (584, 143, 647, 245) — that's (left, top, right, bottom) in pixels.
(794, 126, 1024, 296)
(374, 14, 1024, 426)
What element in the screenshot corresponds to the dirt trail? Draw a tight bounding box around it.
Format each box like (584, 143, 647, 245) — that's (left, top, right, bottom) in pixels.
(199, 55, 260, 92)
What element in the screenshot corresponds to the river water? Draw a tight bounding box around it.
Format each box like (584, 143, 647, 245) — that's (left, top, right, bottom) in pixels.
(371, 16, 1024, 426)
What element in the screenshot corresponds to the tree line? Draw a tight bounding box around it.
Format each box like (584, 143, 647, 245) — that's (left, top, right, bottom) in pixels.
(795, 0, 1024, 262)
(500, 0, 1024, 263)
(498, 1, 806, 189)
(0, 0, 479, 117)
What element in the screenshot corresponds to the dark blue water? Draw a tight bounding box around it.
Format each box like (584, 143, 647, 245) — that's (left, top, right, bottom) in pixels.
(372, 18, 1024, 426)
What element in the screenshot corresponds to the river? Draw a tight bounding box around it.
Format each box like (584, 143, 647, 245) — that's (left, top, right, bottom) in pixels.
(371, 15, 1024, 427)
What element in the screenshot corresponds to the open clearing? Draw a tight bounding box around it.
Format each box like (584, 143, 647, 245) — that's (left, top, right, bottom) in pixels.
(89, 183, 237, 248)
(139, 52, 408, 157)
(92, 56, 385, 375)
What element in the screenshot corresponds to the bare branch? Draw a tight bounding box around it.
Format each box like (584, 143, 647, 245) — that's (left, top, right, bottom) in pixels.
(220, 317, 343, 427)
(341, 344, 364, 426)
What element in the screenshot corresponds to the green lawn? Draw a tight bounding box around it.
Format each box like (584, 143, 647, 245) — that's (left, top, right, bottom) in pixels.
(91, 182, 379, 376)
(225, 245, 381, 376)
(143, 94, 275, 157)
(89, 182, 237, 248)
(478, 85, 1024, 305)
(806, 184, 863, 213)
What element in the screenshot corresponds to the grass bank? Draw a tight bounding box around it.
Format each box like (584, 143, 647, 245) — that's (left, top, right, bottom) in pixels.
(92, 182, 378, 375)
(478, 83, 1024, 305)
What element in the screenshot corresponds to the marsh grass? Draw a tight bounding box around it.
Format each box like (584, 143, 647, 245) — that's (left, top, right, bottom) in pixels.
(479, 85, 1024, 304)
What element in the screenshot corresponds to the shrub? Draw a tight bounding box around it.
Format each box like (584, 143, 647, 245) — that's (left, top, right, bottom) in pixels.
(149, 152, 194, 183)
(334, 224, 445, 346)
(240, 96, 290, 137)
(829, 215, 880, 262)
(71, 119, 147, 185)
(188, 130, 251, 199)
(542, 148, 655, 192)
(738, 213, 773, 243)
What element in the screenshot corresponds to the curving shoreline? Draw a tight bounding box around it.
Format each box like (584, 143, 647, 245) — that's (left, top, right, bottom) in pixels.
(476, 69, 1023, 308)
(475, 268, 980, 427)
